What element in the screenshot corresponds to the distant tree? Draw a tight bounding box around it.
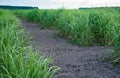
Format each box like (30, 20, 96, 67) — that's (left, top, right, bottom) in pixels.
(0, 5, 38, 9)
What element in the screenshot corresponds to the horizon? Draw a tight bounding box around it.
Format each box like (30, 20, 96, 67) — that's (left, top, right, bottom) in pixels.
(0, 4, 120, 9)
(0, 0, 120, 9)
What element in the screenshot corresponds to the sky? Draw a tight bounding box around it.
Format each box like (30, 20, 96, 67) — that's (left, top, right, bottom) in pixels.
(0, 0, 120, 9)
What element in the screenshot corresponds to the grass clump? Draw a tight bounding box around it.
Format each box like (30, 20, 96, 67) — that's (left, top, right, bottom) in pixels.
(0, 10, 60, 78)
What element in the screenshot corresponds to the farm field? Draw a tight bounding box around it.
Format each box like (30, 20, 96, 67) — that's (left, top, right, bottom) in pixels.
(0, 7, 120, 78)
(14, 8, 120, 61)
(13, 7, 120, 78)
(15, 8, 120, 48)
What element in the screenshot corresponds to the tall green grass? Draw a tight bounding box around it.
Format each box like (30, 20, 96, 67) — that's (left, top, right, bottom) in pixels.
(14, 7, 120, 64)
(0, 10, 60, 78)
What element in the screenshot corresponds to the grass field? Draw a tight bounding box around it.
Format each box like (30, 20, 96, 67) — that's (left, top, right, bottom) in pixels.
(0, 7, 119, 77)
(14, 7, 120, 64)
(0, 10, 59, 78)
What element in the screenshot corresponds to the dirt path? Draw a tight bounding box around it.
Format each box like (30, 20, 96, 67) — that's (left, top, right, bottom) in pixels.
(21, 19, 120, 78)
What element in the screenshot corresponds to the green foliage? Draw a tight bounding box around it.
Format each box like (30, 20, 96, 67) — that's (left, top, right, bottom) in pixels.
(14, 7, 120, 64)
(0, 10, 60, 78)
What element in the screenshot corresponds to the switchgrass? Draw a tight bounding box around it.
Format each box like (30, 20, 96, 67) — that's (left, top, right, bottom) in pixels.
(14, 7, 120, 64)
(0, 10, 60, 78)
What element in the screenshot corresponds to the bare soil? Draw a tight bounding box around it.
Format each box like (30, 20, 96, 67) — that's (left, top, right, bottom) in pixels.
(21, 19, 120, 78)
